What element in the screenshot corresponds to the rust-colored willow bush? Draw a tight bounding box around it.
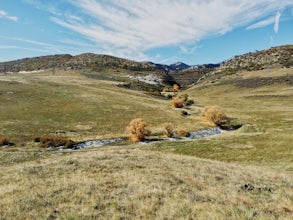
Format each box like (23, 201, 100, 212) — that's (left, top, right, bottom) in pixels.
(173, 84, 180, 92)
(176, 128, 190, 137)
(126, 118, 151, 142)
(0, 136, 10, 146)
(201, 106, 230, 127)
(35, 136, 76, 148)
(171, 96, 184, 108)
(163, 122, 174, 138)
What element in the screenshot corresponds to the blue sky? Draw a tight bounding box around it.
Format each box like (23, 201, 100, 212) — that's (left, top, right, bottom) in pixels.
(0, 0, 292, 65)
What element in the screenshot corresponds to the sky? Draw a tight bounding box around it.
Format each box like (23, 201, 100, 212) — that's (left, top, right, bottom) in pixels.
(0, 0, 293, 65)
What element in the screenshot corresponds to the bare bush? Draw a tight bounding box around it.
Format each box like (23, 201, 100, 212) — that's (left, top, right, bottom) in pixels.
(171, 96, 184, 108)
(0, 136, 10, 146)
(35, 136, 76, 148)
(163, 123, 174, 138)
(173, 84, 180, 92)
(176, 128, 190, 137)
(126, 118, 151, 142)
(201, 106, 230, 127)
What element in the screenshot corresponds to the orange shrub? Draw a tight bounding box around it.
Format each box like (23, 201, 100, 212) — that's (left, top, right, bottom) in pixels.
(0, 136, 9, 146)
(173, 84, 180, 92)
(201, 106, 230, 126)
(163, 122, 174, 138)
(35, 136, 75, 148)
(176, 128, 190, 137)
(171, 96, 184, 108)
(126, 118, 151, 142)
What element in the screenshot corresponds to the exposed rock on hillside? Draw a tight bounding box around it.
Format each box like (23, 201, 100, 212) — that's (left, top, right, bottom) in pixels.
(0, 54, 73, 73)
(217, 45, 293, 74)
(0, 53, 156, 73)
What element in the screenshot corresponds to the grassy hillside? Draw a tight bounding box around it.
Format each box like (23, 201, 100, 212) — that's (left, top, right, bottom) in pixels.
(1, 146, 292, 219)
(0, 69, 197, 144)
(0, 66, 293, 219)
(153, 67, 293, 171)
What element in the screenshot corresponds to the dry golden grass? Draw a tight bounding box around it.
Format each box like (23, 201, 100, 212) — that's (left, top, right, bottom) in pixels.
(0, 147, 292, 219)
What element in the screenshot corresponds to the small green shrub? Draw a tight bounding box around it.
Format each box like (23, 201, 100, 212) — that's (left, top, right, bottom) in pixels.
(181, 110, 189, 116)
(185, 99, 195, 106)
(166, 94, 173, 99)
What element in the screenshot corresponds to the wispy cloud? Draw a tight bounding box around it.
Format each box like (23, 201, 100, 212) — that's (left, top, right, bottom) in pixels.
(247, 11, 282, 33)
(246, 17, 275, 30)
(274, 11, 281, 33)
(26, 0, 293, 60)
(0, 45, 52, 53)
(0, 10, 18, 22)
(0, 36, 65, 54)
(0, 36, 55, 47)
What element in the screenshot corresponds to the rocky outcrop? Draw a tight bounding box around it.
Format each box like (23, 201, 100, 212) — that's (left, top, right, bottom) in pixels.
(217, 45, 293, 74)
(0, 54, 73, 73)
(0, 53, 156, 73)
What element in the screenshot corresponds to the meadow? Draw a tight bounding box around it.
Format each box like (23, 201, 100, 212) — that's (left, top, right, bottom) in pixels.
(0, 67, 293, 219)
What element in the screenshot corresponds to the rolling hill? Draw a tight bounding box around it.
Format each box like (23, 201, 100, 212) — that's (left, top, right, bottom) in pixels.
(0, 45, 293, 219)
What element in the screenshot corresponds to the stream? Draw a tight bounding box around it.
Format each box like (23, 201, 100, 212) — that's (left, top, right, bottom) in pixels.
(57, 127, 224, 150)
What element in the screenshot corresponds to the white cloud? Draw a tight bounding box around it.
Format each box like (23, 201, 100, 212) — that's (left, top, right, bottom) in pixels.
(246, 17, 275, 30)
(0, 45, 52, 53)
(0, 36, 65, 54)
(0, 10, 18, 21)
(247, 11, 282, 33)
(274, 11, 281, 33)
(0, 36, 57, 48)
(28, 0, 293, 60)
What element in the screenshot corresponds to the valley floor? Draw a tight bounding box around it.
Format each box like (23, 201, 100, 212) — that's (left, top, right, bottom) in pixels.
(0, 67, 293, 219)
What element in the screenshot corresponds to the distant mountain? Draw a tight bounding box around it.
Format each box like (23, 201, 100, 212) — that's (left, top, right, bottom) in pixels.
(142, 61, 190, 72)
(169, 62, 190, 71)
(0, 45, 292, 87)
